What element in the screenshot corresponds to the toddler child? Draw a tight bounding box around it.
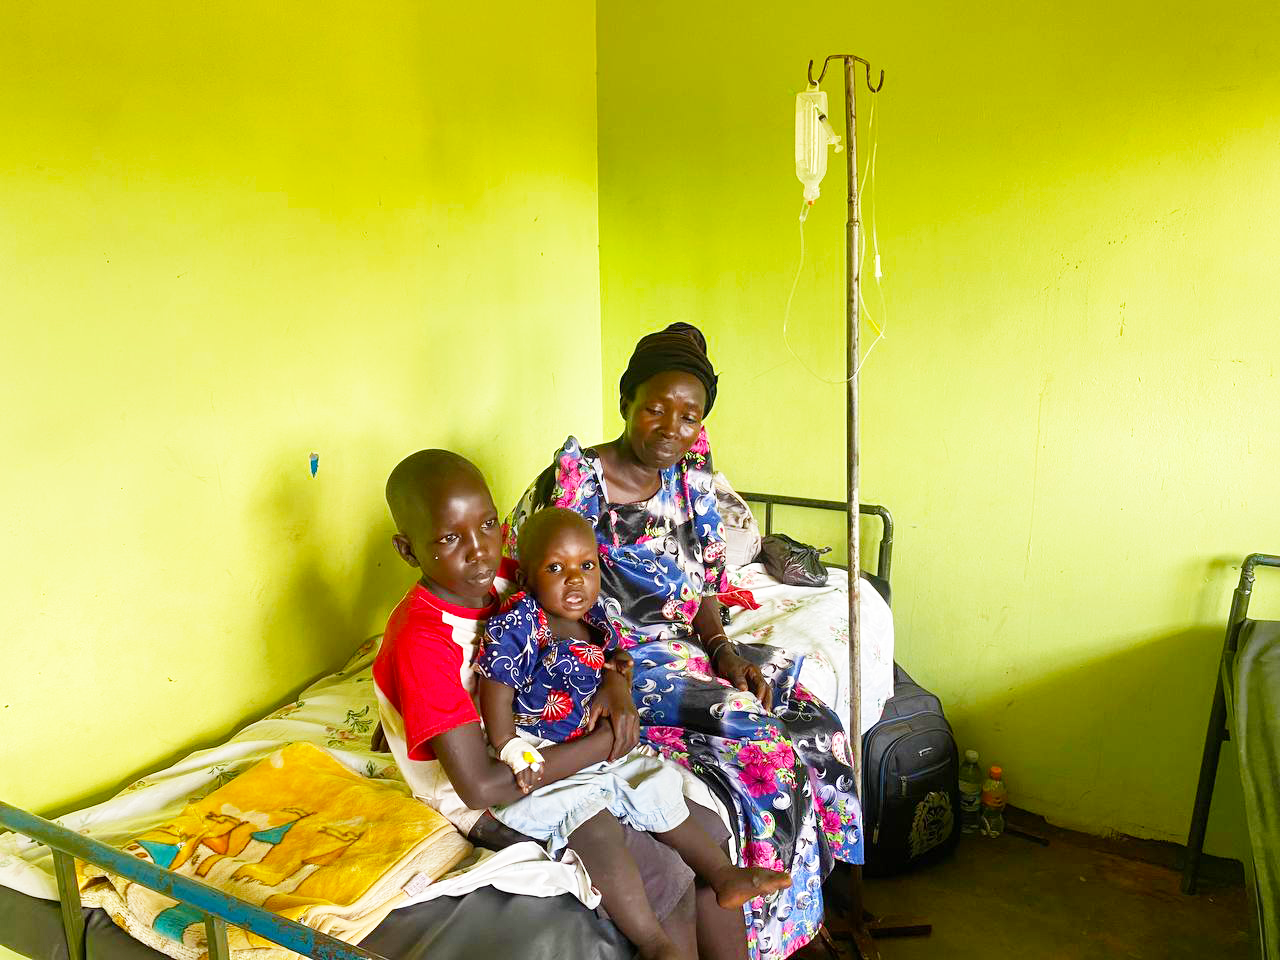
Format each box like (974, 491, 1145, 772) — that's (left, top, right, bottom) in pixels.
(475, 507, 789, 960)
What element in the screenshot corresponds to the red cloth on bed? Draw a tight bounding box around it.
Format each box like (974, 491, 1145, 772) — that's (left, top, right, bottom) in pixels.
(717, 586, 761, 610)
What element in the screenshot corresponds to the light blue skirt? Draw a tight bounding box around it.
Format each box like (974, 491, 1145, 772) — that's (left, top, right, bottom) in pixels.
(492, 748, 689, 855)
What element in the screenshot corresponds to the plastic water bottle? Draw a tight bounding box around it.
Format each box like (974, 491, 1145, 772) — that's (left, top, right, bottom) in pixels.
(980, 765, 1007, 838)
(958, 750, 983, 834)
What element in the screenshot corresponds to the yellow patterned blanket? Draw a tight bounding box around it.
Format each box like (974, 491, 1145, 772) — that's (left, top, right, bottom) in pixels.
(76, 741, 471, 960)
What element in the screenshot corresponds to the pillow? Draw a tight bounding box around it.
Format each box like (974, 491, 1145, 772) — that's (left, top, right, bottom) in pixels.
(712, 471, 762, 571)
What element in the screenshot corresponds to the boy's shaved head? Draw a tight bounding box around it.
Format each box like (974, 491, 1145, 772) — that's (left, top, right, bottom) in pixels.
(517, 508, 594, 568)
(386, 449, 486, 532)
(385, 449, 501, 608)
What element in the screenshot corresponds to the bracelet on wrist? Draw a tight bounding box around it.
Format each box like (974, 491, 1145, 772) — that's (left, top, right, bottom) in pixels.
(705, 635, 735, 661)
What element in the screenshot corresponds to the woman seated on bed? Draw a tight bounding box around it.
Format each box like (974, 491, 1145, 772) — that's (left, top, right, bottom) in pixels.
(503, 323, 862, 960)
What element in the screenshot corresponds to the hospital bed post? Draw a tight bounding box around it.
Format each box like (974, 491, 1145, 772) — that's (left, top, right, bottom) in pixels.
(841, 52, 880, 960)
(806, 50, 931, 958)
(845, 50, 863, 816)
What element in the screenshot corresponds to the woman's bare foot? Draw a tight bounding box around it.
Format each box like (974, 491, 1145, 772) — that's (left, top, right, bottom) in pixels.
(708, 865, 792, 909)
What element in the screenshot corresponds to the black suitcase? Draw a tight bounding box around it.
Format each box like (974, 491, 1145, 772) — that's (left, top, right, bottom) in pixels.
(860, 662, 960, 876)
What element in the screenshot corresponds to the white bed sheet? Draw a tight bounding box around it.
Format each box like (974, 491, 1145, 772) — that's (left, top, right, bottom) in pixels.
(724, 564, 894, 736)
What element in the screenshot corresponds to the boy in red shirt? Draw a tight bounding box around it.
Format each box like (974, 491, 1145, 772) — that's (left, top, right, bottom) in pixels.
(373, 449, 636, 837)
(372, 449, 757, 960)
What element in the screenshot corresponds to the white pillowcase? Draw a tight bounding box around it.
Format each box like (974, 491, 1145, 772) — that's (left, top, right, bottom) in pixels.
(712, 471, 762, 571)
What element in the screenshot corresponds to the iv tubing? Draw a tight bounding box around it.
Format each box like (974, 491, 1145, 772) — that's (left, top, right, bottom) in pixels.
(783, 97, 886, 382)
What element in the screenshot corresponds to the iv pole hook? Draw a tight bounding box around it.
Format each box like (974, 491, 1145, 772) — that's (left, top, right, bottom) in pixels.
(808, 55, 884, 93)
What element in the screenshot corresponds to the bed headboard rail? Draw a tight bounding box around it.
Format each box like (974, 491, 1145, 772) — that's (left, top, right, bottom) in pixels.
(736, 491, 893, 584)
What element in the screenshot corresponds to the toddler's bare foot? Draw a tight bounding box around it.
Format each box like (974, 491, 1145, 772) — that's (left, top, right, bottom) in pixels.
(709, 865, 792, 909)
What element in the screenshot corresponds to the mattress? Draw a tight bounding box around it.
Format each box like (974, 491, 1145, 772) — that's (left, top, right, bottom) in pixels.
(0, 881, 629, 960)
(1233, 618, 1280, 958)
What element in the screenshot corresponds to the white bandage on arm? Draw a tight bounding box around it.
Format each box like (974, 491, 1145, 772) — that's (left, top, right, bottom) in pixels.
(499, 736, 545, 774)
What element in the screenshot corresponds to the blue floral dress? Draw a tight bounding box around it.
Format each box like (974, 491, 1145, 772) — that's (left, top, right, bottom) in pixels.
(476, 591, 618, 741)
(505, 430, 863, 960)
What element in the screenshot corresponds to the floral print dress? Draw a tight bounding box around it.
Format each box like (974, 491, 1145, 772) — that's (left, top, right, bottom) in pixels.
(504, 430, 863, 960)
(475, 591, 618, 741)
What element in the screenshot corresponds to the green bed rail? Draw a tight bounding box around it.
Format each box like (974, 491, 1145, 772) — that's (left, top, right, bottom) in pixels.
(0, 800, 390, 960)
(1182, 553, 1280, 898)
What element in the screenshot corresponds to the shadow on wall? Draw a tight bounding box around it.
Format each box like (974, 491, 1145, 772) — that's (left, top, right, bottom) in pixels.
(44, 447, 403, 820)
(924, 619, 1249, 861)
(248, 452, 400, 679)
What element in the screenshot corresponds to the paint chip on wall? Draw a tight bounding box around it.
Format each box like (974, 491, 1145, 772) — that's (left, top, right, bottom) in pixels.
(309, 453, 319, 477)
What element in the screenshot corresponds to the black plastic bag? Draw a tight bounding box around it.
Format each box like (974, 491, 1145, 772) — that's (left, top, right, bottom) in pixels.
(757, 533, 831, 587)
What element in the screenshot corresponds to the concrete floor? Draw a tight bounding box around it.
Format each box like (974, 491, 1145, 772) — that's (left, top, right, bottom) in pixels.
(816, 823, 1252, 960)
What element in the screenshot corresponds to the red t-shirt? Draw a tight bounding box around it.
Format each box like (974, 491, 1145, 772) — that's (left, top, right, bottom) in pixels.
(374, 584, 492, 760)
(372, 567, 513, 832)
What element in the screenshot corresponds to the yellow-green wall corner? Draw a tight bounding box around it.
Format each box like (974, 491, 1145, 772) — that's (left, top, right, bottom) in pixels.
(596, 0, 1280, 859)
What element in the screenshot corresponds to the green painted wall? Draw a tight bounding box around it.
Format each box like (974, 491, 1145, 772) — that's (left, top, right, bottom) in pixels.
(0, 0, 600, 851)
(3, 7, 1277, 956)
(597, 1, 1280, 858)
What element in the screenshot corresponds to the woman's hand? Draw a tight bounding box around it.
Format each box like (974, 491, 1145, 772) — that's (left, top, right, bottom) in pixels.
(588, 668, 641, 760)
(694, 596, 774, 710)
(711, 646, 773, 712)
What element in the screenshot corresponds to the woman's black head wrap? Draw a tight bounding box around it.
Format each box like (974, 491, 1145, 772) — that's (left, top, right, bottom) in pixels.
(618, 322, 719, 415)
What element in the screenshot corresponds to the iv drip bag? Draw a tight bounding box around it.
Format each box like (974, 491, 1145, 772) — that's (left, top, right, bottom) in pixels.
(795, 88, 843, 205)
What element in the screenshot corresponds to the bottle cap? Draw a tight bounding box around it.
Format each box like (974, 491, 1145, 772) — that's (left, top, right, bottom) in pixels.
(989, 765, 1003, 779)
(965, 749, 979, 762)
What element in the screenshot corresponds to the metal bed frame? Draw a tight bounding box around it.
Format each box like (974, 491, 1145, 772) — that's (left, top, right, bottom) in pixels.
(0, 494, 896, 960)
(1182, 553, 1280, 912)
(736, 491, 893, 584)
(0, 801, 383, 960)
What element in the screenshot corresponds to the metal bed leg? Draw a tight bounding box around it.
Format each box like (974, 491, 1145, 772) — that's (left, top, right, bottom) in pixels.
(205, 914, 232, 960)
(52, 850, 86, 960)
(1182, 665, 1228, 894)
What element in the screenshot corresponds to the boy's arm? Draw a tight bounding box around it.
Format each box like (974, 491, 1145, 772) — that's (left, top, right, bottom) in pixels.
(476, 676, 542, 794)
(430, 721, 614, 810)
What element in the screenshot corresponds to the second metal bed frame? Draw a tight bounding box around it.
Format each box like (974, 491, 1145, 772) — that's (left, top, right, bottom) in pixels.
(0, 800, 382, 960)
(1182, 552, 1280, 896)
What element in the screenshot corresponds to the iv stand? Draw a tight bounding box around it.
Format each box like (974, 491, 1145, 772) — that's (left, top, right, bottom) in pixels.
(806, 54, 933, 960)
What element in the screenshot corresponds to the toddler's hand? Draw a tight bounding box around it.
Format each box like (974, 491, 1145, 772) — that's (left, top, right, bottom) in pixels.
(499, 736, 546, 787)
(604, 650, 634, 680)
(516, 765, 545, 795)
(589, 670, 640, 761)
